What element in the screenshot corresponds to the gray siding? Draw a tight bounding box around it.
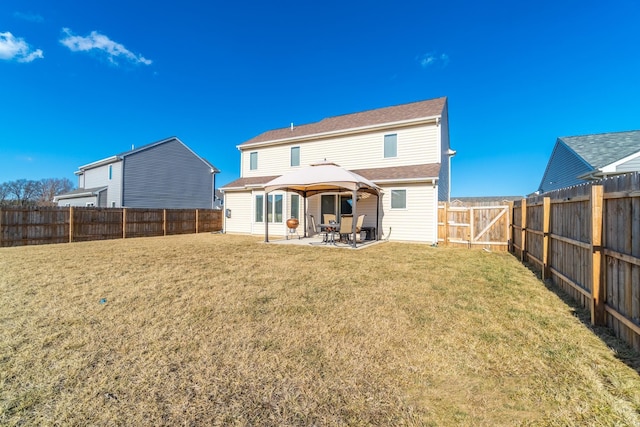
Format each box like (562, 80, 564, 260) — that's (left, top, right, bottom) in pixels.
(617, 156, 640, 173)
(538, 141, 593, 193)
(438, 104, 450, 201)
(123, 139, 213, 208)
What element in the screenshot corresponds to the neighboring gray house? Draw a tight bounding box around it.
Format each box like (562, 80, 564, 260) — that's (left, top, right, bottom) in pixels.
(537, 130, 640, 193)
(54, 137, 220, 208)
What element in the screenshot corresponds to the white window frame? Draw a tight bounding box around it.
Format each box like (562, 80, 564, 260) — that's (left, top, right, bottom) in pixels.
(254, 193, 283, 223)
(291, 146, 300, 167)
(384, 133, 398, 158)
(250, 152, 258, 170)
(255, 194, 264, 222)
(390, 189, 407, 210)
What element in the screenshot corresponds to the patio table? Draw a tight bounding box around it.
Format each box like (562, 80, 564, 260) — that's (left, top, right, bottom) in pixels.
(319, 223, 338, 244)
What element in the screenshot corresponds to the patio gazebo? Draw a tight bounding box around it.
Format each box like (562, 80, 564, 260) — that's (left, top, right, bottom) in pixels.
(263, 161, 381, 248)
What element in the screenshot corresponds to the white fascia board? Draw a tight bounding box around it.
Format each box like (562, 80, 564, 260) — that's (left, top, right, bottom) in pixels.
(237, 115, 441, 150)
(77, 156, 122, 171)
(601, 150, 640, 173)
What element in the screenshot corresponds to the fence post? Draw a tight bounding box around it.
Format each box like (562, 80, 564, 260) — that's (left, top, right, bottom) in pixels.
(163, 209, 167, 236)
(591, 185, 604, 325)
(520, 199, 527, 261)
(195, 209, 199, 234)
(122, 208, 127, 239)
(69, 206, 74, 243)
(542, 197, 551, 280)
(507, 201, 515, 252)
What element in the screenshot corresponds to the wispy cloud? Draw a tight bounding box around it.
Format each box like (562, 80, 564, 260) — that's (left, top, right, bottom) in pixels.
(13, 11, 44, 23)
(0, 32, 44, 63)
(417, 52, 450, 69)
(59, 28, 152, 66)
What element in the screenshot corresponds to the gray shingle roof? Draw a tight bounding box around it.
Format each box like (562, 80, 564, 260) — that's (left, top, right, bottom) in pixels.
(240, 97, 447, 146)
(560, 130, 640, 168)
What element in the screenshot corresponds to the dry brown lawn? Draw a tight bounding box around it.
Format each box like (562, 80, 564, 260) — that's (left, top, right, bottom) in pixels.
(1, 233, 639, 426)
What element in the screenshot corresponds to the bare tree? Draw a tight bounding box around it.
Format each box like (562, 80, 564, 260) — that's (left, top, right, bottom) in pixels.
(0, 182, 9, 206)
(5, 179, 41, 206)
(38, 178, 75, 206)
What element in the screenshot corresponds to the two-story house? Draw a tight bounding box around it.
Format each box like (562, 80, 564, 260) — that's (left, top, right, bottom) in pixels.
(220, 97, 453, 243)
(54, 136, 220, 208)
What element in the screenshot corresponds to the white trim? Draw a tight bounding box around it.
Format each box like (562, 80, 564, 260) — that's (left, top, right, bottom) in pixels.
(601, 150, 640, 173)
(390, 188, 408, 210)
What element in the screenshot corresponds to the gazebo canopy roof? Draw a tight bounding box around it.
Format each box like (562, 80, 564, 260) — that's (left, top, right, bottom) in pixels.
(263, 161, 381, 197)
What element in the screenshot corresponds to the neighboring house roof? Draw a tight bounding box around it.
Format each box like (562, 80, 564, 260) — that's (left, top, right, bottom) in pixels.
(53, 186, 107, 201)
(220, 164, 441, 191)
(239, 97, 447, 147)
(538, 130, 640, 193)
(76, 136, 220, 173)
(560, 130, 640, 169)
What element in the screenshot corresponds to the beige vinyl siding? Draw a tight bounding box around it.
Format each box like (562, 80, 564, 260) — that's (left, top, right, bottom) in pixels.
(241, 123, 439, 177)
(223, 191, 252, 234)
(380, 183, 437, 243)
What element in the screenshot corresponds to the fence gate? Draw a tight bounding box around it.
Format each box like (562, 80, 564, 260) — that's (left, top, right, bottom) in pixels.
(438, 203, 510, 251)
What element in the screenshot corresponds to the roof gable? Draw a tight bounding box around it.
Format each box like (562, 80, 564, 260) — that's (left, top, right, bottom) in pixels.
(240, 97, 447, 147)
(77, 136, 219, 173)
(559, 130, 640, 169)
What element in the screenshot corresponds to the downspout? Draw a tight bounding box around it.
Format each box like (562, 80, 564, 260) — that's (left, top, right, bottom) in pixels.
(211, 171, 216, 209)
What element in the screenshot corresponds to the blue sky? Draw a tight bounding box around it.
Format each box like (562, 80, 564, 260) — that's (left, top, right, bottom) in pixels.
(1, 0, 639, 197)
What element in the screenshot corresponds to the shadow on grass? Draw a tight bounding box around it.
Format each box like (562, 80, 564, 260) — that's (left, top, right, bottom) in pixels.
(520, 259, 640, 375)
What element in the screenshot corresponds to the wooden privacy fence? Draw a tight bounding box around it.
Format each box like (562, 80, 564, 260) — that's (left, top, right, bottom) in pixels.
(438, 202, 510, 251)
(511, 173, 640, 352)
(0, 206, 223, 247)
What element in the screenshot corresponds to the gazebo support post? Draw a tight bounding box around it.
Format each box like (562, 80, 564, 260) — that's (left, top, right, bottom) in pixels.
(264, 191, 269, 243)
(303, 193, 308, 238)
(352, 188, 357, 248)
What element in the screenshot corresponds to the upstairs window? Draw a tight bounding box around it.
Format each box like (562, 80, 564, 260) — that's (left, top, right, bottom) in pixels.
(250, 152, 258, 170)
(108, 164, 113, 180)
(384, 134, 397, 158)
(391, 189, 407, 209)
(291, 146, 300, 167)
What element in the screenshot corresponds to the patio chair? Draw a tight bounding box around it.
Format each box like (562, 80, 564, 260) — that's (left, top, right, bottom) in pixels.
(338, 215, 353, 243)
(323, 213, 336, 225)
(355, 214, 365, 242)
